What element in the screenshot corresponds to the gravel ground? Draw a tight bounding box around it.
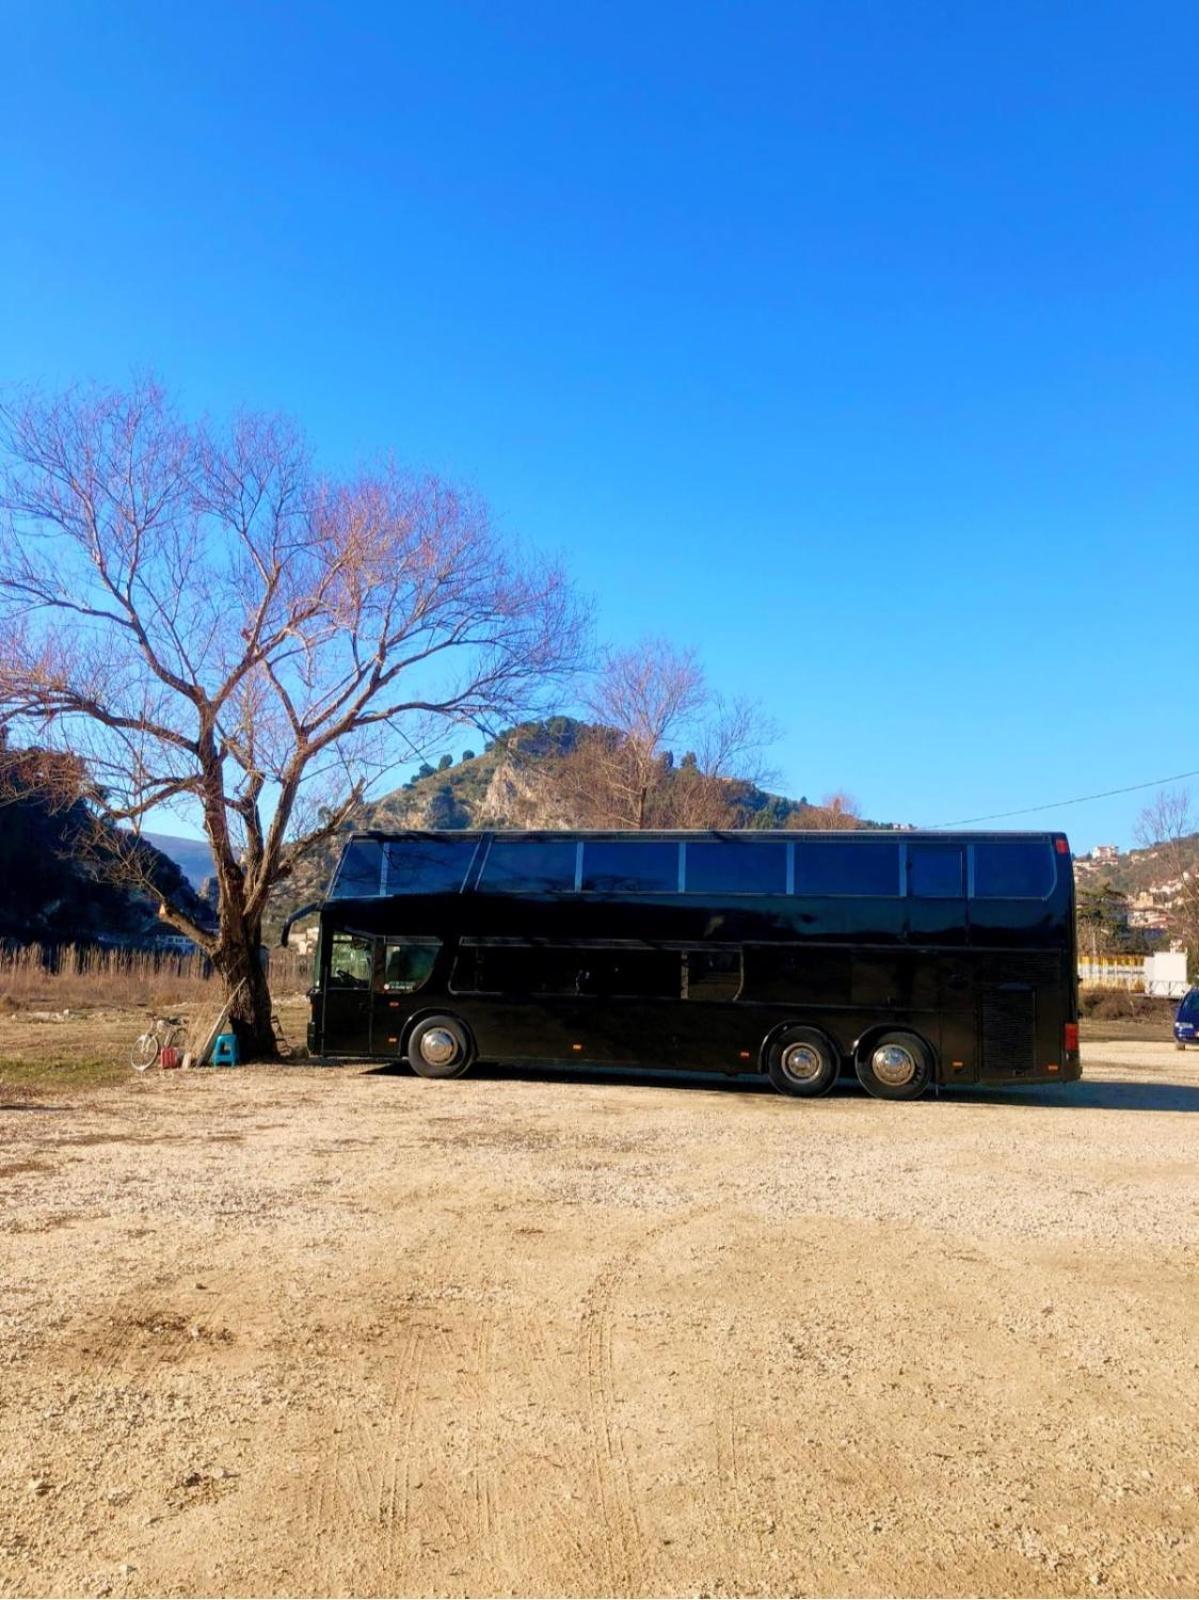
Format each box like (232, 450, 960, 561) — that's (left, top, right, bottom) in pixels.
(0, 1042, 1196, 1598)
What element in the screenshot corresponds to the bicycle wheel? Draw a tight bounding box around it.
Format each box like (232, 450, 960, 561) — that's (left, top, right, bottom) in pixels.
(164, 1025, 189, 1055)
(130, 1031, 160, 1072)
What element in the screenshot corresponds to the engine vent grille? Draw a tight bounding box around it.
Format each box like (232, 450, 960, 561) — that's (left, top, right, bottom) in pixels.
(981, 987, 1037, 1074)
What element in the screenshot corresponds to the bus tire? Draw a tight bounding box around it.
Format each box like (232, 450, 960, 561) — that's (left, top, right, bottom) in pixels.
(406, 1014, 474, 1079)
(856, 1030, 933, 1101)
(765, 1025, 840, 1098)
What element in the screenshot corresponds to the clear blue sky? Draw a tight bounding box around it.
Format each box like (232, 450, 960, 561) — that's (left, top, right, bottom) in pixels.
(5, 1, 1196, 849)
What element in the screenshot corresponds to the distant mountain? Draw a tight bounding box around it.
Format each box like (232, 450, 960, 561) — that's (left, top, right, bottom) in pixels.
(143, 831, 216, 890)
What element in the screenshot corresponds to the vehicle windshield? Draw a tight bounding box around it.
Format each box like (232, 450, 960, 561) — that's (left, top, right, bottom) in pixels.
(1178, 989, 1199, 1021)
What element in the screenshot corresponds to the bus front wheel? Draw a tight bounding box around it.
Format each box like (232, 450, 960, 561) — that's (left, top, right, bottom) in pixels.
(766, 1026, 840, 1098)
(407, 1014, 475, 1079)
(856, 1031, 933, 1101)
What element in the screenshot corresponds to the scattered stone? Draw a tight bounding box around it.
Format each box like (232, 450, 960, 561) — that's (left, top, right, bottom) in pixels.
(30, 1477, 51, 1496)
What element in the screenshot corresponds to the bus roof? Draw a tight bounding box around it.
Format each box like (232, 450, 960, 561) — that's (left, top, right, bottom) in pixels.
(342, 827, 1069, 845)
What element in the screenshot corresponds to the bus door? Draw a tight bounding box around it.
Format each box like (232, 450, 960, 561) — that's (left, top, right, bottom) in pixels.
(321, 930, 376, 1055)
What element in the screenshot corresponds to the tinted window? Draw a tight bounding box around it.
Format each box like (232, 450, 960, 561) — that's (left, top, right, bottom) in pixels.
(332, 838, 383, 898)
(684, 841, 786, 895)
(1178, 990, 1199, 1021)
(748, 946, 852, 1004)
(580, 840, 679, 893)
(327, 932, 373, 987)
(481, 838, 577, 894)
(972, 840, 1055, 899)
(685, 949, 743, 1002)
(793, 840, 900, 896)
(385, 838, 476, 894)
(908, 844, 965, 898)
(575, 949, 682, 998)
(380, 940, 439, 993)
(450, 944, 582, 996)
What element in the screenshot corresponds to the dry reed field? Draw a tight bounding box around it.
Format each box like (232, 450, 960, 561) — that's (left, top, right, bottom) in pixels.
(0, 944, 311, 1013)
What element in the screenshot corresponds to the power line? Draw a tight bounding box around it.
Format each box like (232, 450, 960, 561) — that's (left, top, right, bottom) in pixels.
(930, 768, 1199, 829)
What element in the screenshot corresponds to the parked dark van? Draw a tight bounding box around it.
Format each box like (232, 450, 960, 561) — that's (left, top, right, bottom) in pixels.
(1174, 987, 1199, 1047)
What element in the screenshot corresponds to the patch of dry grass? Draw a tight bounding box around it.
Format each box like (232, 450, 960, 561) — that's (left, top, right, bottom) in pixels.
(0, 995, 312, 1096)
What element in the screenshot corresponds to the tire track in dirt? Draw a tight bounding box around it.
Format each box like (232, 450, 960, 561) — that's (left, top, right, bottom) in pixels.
(710, 1309, 776, 1593)
(71, 1274, 237, 1393)
(713, 1345, 747, 1583)
(581, 1205, 718, 1596)
(309, 1218, 494, 1584)
(384, 1317, 429, 1570)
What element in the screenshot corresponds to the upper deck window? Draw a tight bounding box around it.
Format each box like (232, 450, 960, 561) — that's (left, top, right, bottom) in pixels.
(793, 839, 901, 897)
(480, 838, 578, 894)
(907, 843, 965, 898)
(330, 838, 384, 898)
(580, 840, 679, 894)
(971, 840, 1055, 899)
(684, 840, 787, 895)
(384, 837, 476, 895)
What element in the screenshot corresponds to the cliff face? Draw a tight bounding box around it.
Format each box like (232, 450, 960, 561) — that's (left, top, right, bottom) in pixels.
(0, 750, 211, 945)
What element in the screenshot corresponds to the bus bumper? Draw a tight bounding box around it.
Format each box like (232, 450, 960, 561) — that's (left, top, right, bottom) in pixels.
(977, 1058, 1082, 1086)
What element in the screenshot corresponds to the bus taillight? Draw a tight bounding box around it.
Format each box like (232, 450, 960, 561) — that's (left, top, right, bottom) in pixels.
(1064, 1022, 1079, 1055)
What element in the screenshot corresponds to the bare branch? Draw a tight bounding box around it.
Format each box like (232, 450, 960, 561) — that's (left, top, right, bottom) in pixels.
(0, 380, 587, 1053)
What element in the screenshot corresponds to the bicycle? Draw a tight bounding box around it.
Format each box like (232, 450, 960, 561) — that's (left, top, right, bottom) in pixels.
(130, 1015, 189, 1072)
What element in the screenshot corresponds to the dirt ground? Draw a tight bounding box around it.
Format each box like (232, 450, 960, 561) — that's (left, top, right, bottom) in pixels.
(1, 1034, 1197, 1599)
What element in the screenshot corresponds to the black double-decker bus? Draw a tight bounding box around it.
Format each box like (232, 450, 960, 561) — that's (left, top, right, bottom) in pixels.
(293, 829, 1080, 1101)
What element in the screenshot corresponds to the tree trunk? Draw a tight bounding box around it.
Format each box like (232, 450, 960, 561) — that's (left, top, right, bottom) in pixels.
(215, 923, 277, 1061)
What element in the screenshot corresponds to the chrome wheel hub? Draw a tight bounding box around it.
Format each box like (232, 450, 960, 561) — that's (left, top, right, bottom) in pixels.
(420, 1027, 458, 1066)
(781, 1042, 823, 1083)
(872, 1043, 917, 1088)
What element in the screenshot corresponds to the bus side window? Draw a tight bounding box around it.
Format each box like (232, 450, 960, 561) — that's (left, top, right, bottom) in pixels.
(684, 950, 742, 1002)
(576, 950, 682, 998)
(971, 841, 1055, 899)
(907, 845, 964, 897)
(381, 941, 439, 992)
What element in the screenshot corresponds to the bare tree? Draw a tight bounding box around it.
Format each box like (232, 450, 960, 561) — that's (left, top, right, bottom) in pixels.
(1135, 787, 1199, 971)
(788, 790, 862, 831)
(543, 639, 776, 828)
(0, 380, 584, 1053)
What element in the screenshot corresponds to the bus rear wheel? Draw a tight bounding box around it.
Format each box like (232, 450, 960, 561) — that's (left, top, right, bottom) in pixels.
(766, 1026, 840, 1098)
(856, 1031, 932, 1101)
(407, 1014, 474, 1079)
